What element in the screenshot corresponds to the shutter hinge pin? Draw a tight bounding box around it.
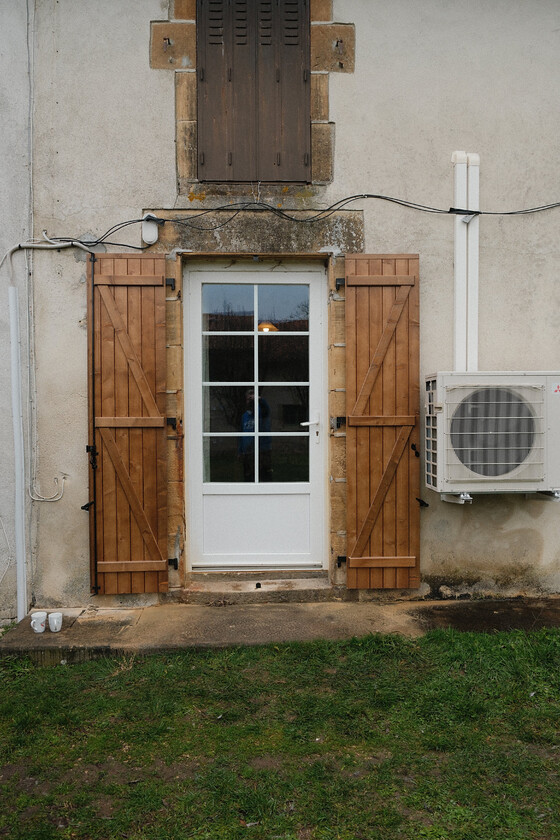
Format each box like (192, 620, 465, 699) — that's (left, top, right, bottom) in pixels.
(168, 558, 178, 570)
(167, 417, 177, 431)
(335, 277, 345, 291)
(81, 500, 95, 511)
(166, 277, 176, 291)
(337, 556, 347, 568)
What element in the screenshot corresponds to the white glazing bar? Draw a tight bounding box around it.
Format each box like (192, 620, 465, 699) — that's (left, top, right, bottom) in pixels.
(466, 153, 480, 372)
(452, 151, 468, 372)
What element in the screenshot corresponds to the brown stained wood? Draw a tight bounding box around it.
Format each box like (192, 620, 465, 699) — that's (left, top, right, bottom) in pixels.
(94, 275, 165, 286)
(95, 417, 166, 428)
(88, 257, 168, 595)
(345, 255, 420, 590)
(99, 429, 165, 567)
(114, 285, 131, 594)
(349, 556, 416, 568)
(98, 286, 161, 419)
(346, 274, 416, 287)
(98, 561, 167, 573)
(128, 284, 145, 569)
(348, 415, 416, 427)
(351, 284, 410, 417)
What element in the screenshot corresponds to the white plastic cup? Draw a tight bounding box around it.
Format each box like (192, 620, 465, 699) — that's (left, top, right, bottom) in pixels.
(48, 612, 63, 633)
(30, 611, 47, 633)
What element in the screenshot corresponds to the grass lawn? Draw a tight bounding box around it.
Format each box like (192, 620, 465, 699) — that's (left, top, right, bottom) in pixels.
(1, 628, 560, 840)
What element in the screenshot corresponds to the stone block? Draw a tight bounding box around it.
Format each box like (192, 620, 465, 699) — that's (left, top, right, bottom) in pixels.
(150, 22, 196, 69)
(166, 298, 183, 345)
(311, 0, 333, 21)
(173, 0, 196, 20)
(311, 73, 329, 121)
(328, 344, 346, 390)
(167, 344, 184, 391)
(311, 23, 355, 73)
(176, 120, 197, 181)
(329, 435, 347, 479)
(311, 122, 334, 183)
(176, 71, 197, 122)
(328, 297, 345, 345)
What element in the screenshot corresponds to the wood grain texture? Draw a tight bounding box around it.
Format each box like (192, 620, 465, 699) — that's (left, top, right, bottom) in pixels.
(345, 256, 420, 590)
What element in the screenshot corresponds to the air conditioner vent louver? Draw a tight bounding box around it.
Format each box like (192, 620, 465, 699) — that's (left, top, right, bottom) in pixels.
(425, 373, 560, 495)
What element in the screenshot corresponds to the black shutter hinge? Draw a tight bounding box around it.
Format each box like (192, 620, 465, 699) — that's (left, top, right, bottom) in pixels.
(81, 500, 95, 511)
(86, 444, 98, 469)
(330, 416, 346, 431)
(168, 557, 178, 570)
(166, 277, 176, 291)
(416, 497, 430, 508)
(167, 417, 177, 431)
(335, 277, 345, 291)
(337, 556, 347, 567)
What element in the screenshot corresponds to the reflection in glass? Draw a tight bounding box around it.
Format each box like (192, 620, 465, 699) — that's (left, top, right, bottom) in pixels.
(258, 335, 308, 382)
(202, 284, 253, 331)
(203, 335, 253, 382)
(204, 436, 247, 482)
(204, 386, 250, 432)
(258, 285, 309, 331)
(258, 386, 308, 431)
(265, 436, 309, 482)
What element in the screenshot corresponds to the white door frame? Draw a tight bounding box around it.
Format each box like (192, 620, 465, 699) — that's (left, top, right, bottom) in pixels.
(184, 259, 327, 571)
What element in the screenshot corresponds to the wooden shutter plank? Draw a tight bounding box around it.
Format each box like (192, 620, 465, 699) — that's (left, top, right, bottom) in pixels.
(346, 255, 420, 590)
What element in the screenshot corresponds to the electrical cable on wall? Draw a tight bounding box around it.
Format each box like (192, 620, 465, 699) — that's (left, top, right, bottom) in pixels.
(35, 192, 560, 248)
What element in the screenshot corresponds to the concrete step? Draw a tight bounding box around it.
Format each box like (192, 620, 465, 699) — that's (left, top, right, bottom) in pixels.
(166, 572, 345, 605)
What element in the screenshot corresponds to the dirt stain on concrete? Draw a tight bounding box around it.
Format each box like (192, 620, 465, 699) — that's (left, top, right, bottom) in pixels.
(413, 597, 560, 633)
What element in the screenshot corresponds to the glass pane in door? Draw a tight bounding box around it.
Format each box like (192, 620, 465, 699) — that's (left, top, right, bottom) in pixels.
(202, 282, 310, 484)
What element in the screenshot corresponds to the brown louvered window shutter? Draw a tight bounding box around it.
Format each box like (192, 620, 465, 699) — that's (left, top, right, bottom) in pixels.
(197, 0, 310, 182)
(345, 255, 421, 590)
(87, 256, 168, 595)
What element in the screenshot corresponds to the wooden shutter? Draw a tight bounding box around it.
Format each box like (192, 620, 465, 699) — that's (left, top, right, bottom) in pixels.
(345, 255, 420, 589)
(197, 0, 310, 182)
(87, 256, 168, 595)
(257, 0, 310, 181)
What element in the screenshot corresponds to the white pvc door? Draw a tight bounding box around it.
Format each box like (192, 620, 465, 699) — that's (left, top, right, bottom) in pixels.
(185, 261, 326, 570)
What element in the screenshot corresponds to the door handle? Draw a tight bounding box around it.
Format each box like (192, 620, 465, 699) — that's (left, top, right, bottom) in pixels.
(301, 415, 320, 444)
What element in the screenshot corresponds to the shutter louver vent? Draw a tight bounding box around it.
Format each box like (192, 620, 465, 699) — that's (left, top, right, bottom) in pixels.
(283, 0, 301, 44)
(234, 0, 248, 45)
(259, 1, 273, 45)
(207, 0, 224, 44)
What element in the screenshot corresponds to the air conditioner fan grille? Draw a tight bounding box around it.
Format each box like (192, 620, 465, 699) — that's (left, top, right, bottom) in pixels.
(450, 387, 536, 477)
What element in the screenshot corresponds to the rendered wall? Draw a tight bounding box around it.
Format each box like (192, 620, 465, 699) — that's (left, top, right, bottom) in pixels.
(6, 0, 559, 611)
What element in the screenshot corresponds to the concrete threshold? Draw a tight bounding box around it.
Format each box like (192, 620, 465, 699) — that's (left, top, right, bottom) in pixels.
(171, 571, 342, 605)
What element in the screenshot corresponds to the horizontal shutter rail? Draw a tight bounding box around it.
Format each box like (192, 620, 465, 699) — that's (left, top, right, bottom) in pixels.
(349, 557, 417, 568)
(95, 417, 166, 428)
(348, 416, 416, 427)
(97, 561, 168, 573)
(346, 274, 416, 287)
(94, 275, 165, 286)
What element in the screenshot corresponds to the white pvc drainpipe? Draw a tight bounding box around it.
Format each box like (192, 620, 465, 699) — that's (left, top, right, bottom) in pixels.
(8, 284, 27, 623)
(452, 151, 480, 373)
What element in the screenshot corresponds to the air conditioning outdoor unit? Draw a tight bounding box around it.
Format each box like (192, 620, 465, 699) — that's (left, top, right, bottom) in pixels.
(425, 372, 560, 496)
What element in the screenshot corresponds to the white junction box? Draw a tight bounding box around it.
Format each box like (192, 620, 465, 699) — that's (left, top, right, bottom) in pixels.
(425, 372, 560, 495)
